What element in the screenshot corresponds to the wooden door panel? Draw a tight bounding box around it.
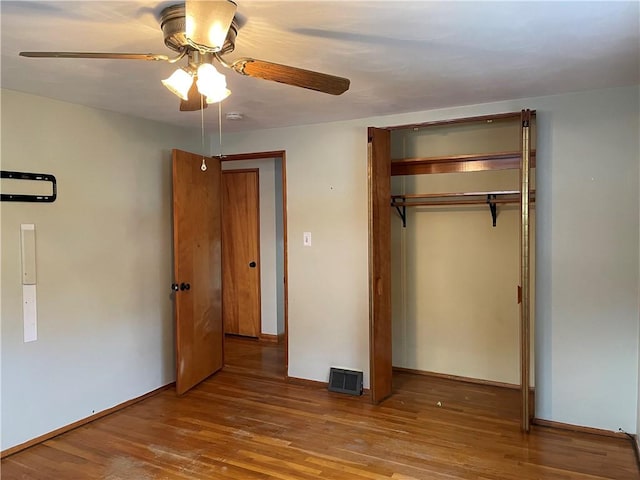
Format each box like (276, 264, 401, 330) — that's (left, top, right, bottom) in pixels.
(172, 150, 223, 395)
(222, 169, 261, 338)
(368, 127, 393, 404)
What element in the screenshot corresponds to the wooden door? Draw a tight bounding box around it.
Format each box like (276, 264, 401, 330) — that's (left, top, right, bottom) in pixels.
(172, 149, 223, 395)
(519, 110, 533, 431)
(368, 127, 393, 404)
(222, 169, 261, 337)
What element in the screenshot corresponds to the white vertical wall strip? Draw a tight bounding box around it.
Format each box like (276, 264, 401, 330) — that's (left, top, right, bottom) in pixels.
(22, 285, 37, 343)
(20, 224, 37, 342)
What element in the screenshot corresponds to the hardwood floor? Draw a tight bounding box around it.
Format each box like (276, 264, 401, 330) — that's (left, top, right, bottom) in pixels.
(2, 339, 637, 479)
(223, 334, 286, 380)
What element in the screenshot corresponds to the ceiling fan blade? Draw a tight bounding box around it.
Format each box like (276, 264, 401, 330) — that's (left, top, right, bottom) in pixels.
(20, 52, 169, 61)
(180, 80, 208, 112)
(229, 58, 350, 95)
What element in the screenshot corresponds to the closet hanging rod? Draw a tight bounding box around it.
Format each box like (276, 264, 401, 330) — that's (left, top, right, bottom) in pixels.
(390, 190, 535, 228)
(391, 198, 532, 207)
(391, 189, 534, 201)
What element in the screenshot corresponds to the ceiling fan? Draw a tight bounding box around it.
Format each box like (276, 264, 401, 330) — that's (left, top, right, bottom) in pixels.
(19, 0, 351, 112)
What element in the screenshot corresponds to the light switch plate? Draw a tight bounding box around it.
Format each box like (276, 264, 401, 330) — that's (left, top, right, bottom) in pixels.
(303, 231, 312, 246)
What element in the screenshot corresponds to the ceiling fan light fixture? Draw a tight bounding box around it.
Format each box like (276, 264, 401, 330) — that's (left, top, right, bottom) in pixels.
(196, 63, 231, 103)
(161, 68, 194, 100)
(186, 0, 237, 52)
(205, 88, 231, 104)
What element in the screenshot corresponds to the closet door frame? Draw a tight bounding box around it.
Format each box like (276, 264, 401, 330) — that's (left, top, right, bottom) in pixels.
(519, 109, 534, 432)
(368, 111, 536, 432)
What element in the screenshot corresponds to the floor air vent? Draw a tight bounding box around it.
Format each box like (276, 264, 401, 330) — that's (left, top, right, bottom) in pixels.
(328, 367, 363, 396)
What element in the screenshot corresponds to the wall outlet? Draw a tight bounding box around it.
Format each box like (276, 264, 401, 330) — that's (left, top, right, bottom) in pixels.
(303, 232, 312, 246)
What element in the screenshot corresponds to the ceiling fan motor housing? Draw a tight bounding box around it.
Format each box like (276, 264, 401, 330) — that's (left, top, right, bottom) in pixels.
(160, 4, 238, 55)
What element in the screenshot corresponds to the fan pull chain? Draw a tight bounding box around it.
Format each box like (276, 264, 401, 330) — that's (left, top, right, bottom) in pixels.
(200, 94, 207, 172)
(218, 101, 223, 158)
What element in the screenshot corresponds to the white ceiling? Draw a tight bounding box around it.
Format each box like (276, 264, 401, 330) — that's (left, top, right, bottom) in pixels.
(1, 1, 639, 133)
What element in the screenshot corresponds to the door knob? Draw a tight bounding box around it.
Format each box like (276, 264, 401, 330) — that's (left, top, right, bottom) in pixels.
(171, 283, 179, 291)
(180, 282, 191, 291)
(249, 261, 257, 268)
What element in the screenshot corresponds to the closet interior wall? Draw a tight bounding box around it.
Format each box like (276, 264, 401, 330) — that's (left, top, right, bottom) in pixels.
(390, 116, 536, 386)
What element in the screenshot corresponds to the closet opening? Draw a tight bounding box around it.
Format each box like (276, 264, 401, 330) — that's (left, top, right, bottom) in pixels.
(368, 111, 536, 431)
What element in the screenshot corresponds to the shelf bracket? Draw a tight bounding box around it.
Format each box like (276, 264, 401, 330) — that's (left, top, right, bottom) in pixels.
(487, 194, 497, 227)
(391, 198, 407, 227)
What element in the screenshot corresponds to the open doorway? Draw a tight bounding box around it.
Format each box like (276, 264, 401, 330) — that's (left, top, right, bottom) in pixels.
(220, 151, 288, 380)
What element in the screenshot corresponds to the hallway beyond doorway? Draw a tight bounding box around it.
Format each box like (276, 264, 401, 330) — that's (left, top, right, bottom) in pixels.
(224, 335, 286, 380)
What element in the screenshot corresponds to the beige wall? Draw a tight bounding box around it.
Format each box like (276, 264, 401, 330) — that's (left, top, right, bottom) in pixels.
(391, 169, 535, 385)
(220, 85, 639, 433)
(0, 89, 202, 450)
(390, 115, 535, 159)
(222, 124, 370, 383)
(1, 85, 638, 452)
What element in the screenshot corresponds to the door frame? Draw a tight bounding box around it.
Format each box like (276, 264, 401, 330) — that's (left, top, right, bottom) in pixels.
(220, 150, 289, 378)
(367, 112, 536, 431)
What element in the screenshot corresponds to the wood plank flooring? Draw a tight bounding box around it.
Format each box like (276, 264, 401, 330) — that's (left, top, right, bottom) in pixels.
(2, 338, 637, 479)
(223, 334, 286, 380)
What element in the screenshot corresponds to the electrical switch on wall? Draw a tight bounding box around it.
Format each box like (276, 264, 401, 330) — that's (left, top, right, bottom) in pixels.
(303, 231, 312, 246)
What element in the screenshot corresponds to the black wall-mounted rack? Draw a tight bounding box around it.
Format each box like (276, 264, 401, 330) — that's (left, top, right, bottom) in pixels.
(1, 170, 57, 203)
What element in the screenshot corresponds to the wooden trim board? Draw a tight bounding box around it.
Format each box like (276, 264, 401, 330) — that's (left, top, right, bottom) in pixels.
(258, 333, 285, 344)
(286, 376, 328, 389)
(393, 367, 524, 390)
(1, 382, 175, 459)
(385, 110, 537, 131)
(532, 418, 629, 439)
(222, 151, 286, 161)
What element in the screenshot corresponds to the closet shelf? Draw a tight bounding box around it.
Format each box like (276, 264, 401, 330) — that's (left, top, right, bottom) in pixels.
(391, 150, 537, 176)
(391, 190, 536, 228)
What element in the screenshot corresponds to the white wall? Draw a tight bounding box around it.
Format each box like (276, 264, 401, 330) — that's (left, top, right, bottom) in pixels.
(2, 85, 637, 452)
(532, 87, 638, 433)
(0, 89, 202, 450)
(220, 85, 639, 433)
(222, 158, 281, 336)
(219, 124, 370, 383)
(391, 169, 535, 385)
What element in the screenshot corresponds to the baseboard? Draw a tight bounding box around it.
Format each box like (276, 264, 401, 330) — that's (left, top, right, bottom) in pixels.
(286, 376, 328, 388)
(1, 382, 175, 459)
(531, 418, 628, 439)
(258, 333, 285, 344)
(632, 434, 640, 469)
(393, 366, 529, 391)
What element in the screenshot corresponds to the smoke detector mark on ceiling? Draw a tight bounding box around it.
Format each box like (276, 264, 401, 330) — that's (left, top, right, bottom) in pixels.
(226, 112, 244, 120)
